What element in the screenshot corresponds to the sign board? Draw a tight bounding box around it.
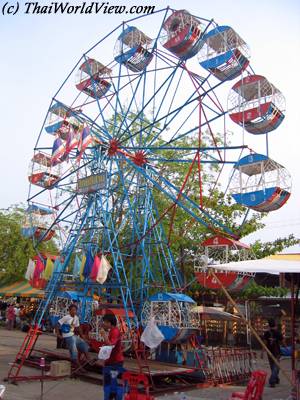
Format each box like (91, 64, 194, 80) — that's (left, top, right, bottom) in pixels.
(77, 172, 106, 193)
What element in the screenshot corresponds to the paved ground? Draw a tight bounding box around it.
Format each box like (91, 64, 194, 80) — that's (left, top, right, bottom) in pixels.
(0, 328, 293, 399)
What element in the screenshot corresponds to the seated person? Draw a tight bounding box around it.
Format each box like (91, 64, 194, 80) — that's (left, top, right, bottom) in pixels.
(55, 304, 90, 370)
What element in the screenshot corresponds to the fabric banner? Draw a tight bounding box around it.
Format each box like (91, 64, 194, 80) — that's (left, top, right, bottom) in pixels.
(72, 255, 81, 277)
(25, 259, 35, 280)
(79, 255, 86, 282)
(96, 255, 112, 284)
(90, 255, 101, 280)
(43, 258, 54, 280)
(83, 251, 94, 278)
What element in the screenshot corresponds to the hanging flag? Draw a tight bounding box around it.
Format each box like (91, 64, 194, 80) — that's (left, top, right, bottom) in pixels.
(96, 255, 112, 284)
(53, 258, 63, 273)
(83, 251, 94, 278)
(43, 258, 54, 280)
(65, 127, 79, 156)
(77, 124, 93, 161)
(32, 256, 45, 288)
(51, 137, 65, 165)
(33, 257, 44, 280)
(90, 255, 101, 281)
(79, 254, 86, 282)
(72, 255, 81, 278)
(25, 259, 35, 280)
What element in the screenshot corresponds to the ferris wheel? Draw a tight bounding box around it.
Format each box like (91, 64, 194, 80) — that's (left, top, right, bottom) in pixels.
(23, 8, 291, 341)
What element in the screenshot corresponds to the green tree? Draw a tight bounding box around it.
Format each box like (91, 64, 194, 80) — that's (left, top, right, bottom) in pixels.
(0, 204, 58, 284)
(106, 111, 296, 289)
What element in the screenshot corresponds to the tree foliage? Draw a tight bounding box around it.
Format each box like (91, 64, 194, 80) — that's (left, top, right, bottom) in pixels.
(239, 281, 289, 300)
(0, 204, 58, 284)
(251, 235, 298, 259)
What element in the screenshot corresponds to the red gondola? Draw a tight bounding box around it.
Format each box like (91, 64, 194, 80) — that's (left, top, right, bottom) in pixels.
(228, 75, 285, 134)
(76, 58, 112, 99)
(161, 10, 204, 60)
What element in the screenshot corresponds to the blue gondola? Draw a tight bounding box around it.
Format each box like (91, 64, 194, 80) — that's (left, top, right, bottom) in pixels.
(231, 154, 291, 212)
(141, 292, 197, 342)
(199, 26, 250, 81)
(114, 26, 153, 72)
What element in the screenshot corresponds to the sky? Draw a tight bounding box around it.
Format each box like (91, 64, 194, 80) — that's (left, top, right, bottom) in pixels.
(0, 0, 300, 246)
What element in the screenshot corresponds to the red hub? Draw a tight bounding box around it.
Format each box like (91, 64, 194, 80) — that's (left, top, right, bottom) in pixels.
(108, 138, 120, 156)
(132, 150, 148, 167)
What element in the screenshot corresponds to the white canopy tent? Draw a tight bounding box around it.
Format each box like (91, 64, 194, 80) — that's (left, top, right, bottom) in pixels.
(210, 254, 300, 275)
(207, 252, 300, 387)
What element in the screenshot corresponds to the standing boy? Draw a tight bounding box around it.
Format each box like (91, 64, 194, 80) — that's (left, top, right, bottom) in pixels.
(102, 314, 124, 400)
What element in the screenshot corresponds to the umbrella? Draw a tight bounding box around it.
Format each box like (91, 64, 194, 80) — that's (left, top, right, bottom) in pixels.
(191, 306, 240, 321)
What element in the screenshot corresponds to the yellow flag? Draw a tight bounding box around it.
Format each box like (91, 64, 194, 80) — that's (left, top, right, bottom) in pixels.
(79, 255, 86, 282)
(44, 258, 54, 280)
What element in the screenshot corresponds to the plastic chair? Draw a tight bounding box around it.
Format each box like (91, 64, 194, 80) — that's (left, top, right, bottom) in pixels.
(122, 372, 154, 400)
(229, 370, 267, 400)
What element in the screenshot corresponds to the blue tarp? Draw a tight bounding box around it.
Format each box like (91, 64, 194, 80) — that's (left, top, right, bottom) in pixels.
(149, 292, 195, 303)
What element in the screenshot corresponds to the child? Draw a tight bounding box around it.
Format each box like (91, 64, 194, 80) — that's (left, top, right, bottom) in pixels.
(55, 304, 89, 370)
(101, 314, 124, 400)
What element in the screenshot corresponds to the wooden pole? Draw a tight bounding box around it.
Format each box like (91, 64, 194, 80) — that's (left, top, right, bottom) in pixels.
(210, 269, 293, 386)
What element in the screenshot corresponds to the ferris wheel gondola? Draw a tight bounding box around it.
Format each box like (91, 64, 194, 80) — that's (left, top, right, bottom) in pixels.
(45, 102, 81, 139)
(28, 152, 60, 188)
(230, 153, 291, 212)
(114, 26, 153, 72)
(161, 9, 204, 60)
(228, 75, 285, 134)
(141, 293, 198, 342)
(194, 235, 254, 290)
(198, 25, 250, 81)
(22, 204, 56, 242)
(76, 58, 112, 99)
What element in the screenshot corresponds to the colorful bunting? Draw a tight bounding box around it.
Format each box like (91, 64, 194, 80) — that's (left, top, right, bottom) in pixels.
(25, 259, 35, 281)
(65, 127, 79, 156)
(43, 258, 54, 280)
(83, 251, 94, 278)
(51, 137, 65, 165)
(79, 255, 86, 282)
(72, 255, 81, 277)
(90, 255, 101, 281)
(77, 124, 93, 161)
(96, 255, 112, 284)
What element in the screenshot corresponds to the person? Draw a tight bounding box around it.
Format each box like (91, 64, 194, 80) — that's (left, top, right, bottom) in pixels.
(55, 304, 90, 370)
(6, 304, 15, 330)
(227, 328, 235, 347)
(263, 318, 283, 387)
(14, 304, 20, 328)
(101, 314, 124, 400)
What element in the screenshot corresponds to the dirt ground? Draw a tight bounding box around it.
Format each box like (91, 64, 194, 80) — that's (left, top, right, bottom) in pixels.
(0, 328, 294, 399)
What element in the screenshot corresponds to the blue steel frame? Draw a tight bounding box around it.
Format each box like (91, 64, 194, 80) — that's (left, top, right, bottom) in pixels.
(27, 8, 258, 332)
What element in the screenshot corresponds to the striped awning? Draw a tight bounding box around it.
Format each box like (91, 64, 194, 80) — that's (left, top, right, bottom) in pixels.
(0, 281, 44, 298)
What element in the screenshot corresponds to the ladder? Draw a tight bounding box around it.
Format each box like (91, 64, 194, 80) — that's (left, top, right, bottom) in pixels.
(6, 325, 41, 382)
(132, 329, 153, 386)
